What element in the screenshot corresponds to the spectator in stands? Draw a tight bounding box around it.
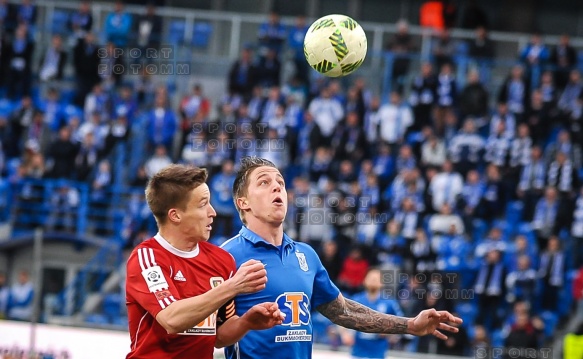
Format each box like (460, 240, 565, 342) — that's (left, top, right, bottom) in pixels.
(287, 15, 310, 85)
(131, 165, 149, 188)
(571, 187, 583, 269)
(550, 34, 577, 90)
(548, 150, 579, 230)
(7, 95, 36, 158)
(74, 132, 99, 182)
(520, 32, 549, 87)
(507, 123, 532, 188)
(475, 227, 508, 259)
(459, 69, 489, 123)
(99, 41, 124, 88)
(410, 228, 436, 273)
(0, 271, 7, 319)
(145, 144, 172, 178)
(179, 83, 210, 149)
(308, 87, 344, 147)
(337, 246, 370, 295)
(478, 164, 505, 222)
(68, 0, 93, 39)
(320, 240, 342, 284)
(134, 3, 162, 51)
(503, 312, 541, 358)
(409, 62, 437, 131)
(333, 111, 366, 164)
(505, 235, 537, 272)
(448, 119, 485, 178)
(104, 0, 132, 48)
(298, 193, 333, 254)
(340, 268, 405, 359)
(533, 187, 559, 250)
(6, 24, 34, 99)
(457, 169, 483, 230)
(46, 182, 80, 232)
(498, 65, 529, 123)
(539, 70, 558, 111)
(420, 132, 446, 170)
(208, 160, 237, 238)
(557, 69, 582, 124)
(431, 28, 456, 71)
(468, 26, 494, 60)
(573, 265, 583, 318)
(505, 255, 537, 306)
(525, 89, 552, 146)
(429, 203, 464, 236)
(259, 86, 283, 126)
(428, 160, 463, 212)
(257, 10, 286, 57)
(538, 236, 565, 312)
(16, 0, 36, 29)
(475, 249, 507, 330)
(376, 220, 407, 266)
(517, 146, 546, 221)
(484, 119, 511, 168)
(0, 0, 14, 34)
(38, 34, 67, 87)
(228, 47, 258, 99)
(434, 63, 457, 136)
(545, 129, 581, 169)
(256, 48, 281, 88)
(112, 84, 138, 122)
(84, 82, 111, 124)
(147, 94, 177, 155)
(376, 91, 413, 154)
(45, 126, 79, 179)
(103, 114, 130, 156)
(74, 32, 100, 106)
(385, 19, 414, 90)
(7, 269, 34, 321)
(91, 159, 112, 202)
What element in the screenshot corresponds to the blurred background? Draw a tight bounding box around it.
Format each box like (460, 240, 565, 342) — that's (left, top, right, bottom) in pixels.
(0, 0, 583, 358)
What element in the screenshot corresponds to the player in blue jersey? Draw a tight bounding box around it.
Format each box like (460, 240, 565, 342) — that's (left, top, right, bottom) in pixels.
(221, 157, 462, 359)
(340, 268, 406, 359)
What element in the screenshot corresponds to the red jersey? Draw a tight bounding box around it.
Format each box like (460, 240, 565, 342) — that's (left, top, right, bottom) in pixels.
(126, 234, 237, 359)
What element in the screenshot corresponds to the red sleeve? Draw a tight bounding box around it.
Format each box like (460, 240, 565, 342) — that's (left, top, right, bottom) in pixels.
(216, 252, 237, 326)
(127, 246, 181, 318)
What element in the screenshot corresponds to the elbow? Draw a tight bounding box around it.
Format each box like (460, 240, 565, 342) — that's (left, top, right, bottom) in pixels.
(156, 313, 185, 335)
(214, 338, 227, 349)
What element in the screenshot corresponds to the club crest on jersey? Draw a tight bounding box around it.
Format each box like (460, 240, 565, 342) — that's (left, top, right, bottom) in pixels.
(210, 276, 224, 288)
(295, 252, 308, 271)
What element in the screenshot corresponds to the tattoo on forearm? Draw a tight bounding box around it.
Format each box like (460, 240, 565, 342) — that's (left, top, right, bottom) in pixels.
(316, 296, 409, 334)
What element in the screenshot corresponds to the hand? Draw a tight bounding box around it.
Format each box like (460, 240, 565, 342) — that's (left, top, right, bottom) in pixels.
(407, 309, 463, 340)
(229, 259, 267, 295)
(240, 302, 285, 330)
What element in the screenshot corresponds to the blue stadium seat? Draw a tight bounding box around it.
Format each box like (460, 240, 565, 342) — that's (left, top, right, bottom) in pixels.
(103, 293, 123, 322)
(192, 22, 212, 48)
(85, 313, 109, 325)
(51, 9, 71, 35)
(167, 20, 186, 45)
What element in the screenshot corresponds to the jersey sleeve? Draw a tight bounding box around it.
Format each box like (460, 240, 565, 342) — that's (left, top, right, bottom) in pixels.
(216, 252, 238, 326)
(309, 246, 341, 308)
(126, 246, 181, 318)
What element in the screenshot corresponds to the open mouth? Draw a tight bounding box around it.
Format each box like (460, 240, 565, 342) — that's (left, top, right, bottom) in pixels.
(206, 222, 213, 230)
(272, 197, 283, 205)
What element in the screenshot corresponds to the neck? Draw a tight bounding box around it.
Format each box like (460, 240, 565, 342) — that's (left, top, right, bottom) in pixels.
(366, 290, 379, 301)
(246, 219, 284, 246)
(159, 226, 199, 252)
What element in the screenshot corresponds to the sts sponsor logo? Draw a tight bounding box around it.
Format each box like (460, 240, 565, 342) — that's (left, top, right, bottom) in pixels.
(275, 292, 310, 327)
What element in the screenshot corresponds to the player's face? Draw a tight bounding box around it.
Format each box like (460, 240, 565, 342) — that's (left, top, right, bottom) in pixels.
(180, 183, 216, 242)
(243, 166, 287, 224)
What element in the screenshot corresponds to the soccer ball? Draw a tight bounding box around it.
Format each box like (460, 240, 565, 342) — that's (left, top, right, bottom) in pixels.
(303, 14, 367, 77)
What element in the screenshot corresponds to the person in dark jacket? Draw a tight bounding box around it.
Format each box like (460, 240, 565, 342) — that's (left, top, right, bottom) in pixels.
(74, 32, 100, 106)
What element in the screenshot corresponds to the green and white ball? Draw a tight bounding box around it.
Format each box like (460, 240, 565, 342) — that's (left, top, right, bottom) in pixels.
(303, 14, 368, 77)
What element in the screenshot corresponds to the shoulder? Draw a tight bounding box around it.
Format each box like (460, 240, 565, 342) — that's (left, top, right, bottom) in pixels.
(200, 241, 233, 260)
(220, 234, 244, 252)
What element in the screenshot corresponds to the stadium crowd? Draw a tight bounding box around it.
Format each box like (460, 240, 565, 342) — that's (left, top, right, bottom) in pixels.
(0, 0, 582, 357)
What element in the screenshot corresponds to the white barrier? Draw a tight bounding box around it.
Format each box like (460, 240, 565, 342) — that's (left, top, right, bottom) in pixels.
(0, 320, 351, 359)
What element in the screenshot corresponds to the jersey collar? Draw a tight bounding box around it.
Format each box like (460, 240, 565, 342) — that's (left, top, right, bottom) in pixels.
(154, 232, 200, 258)
(239, 226, 295, 250)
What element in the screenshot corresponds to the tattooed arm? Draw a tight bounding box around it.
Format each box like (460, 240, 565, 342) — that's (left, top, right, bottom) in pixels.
(316, 294, 462, 338)
(316, 293, 409, 334)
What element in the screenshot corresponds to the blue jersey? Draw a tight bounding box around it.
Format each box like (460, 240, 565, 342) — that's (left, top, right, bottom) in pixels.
(349, 292, 404, 359)
(220, 226, 340, 359)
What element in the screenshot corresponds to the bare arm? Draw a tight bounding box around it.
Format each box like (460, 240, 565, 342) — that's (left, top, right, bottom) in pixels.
(156, 260, 267, 334)
(215, 303, 284, 348)
(317, 294, 462, 339)
(316, 294, 409, 334)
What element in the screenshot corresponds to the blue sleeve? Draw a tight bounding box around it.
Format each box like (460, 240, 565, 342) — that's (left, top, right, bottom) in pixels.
(309, 246, 341, 308)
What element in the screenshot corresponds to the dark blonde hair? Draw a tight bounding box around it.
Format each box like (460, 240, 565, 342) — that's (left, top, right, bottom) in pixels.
(145, 164, 208, 225)
(232, 157, 277, 224)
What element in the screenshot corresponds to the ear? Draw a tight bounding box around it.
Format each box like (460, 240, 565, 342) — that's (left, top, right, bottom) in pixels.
(236, 197, 250, 211)
(168, 208, 181, 223)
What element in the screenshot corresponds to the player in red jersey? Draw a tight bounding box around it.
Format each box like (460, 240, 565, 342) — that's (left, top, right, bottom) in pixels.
(126, 164, 284, 359)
